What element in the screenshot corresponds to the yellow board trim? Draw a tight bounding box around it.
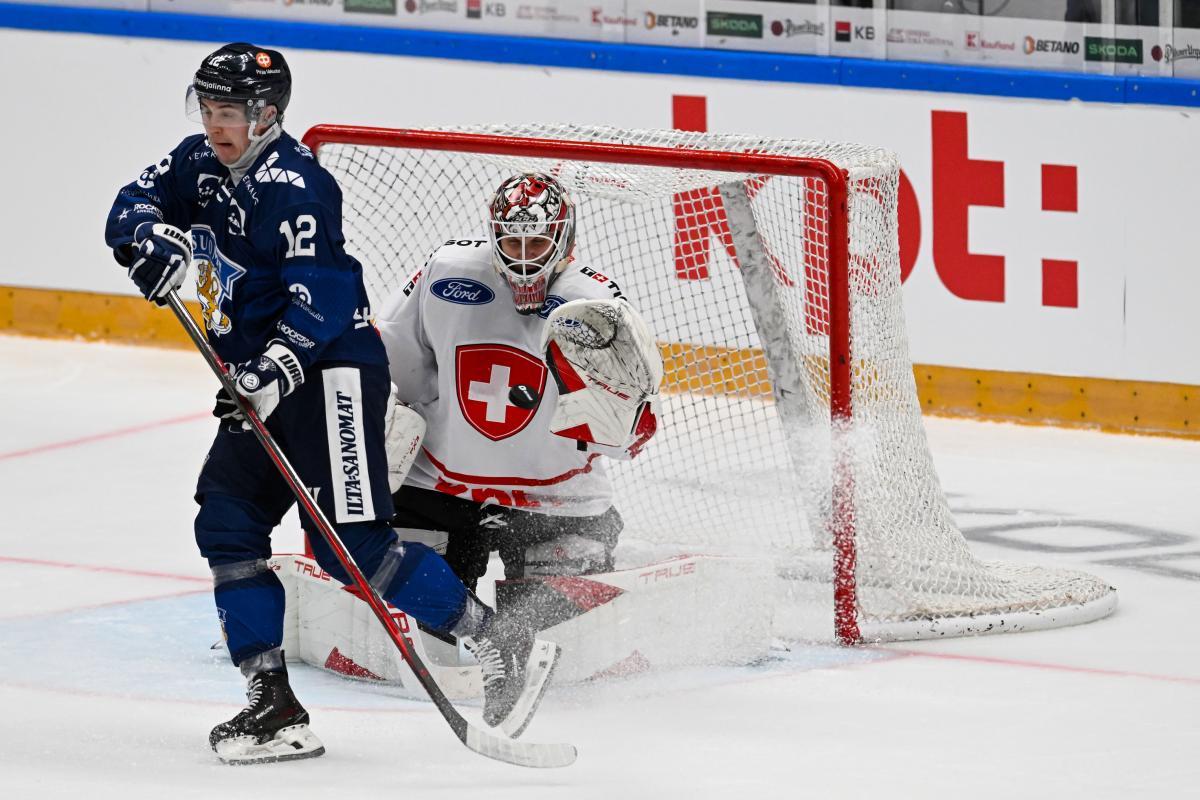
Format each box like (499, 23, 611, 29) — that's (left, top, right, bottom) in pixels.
(0, 285, 202, 349)
(4, 285, 1197, 439)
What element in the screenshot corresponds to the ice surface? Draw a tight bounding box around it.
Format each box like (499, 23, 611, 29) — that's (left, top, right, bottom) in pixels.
(1, 335, 1197, 798)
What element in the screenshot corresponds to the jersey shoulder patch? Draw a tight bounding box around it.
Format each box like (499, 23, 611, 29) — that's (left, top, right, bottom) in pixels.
(254, 150, 307, 188)
(554, 263, 627, 303)
(248, 136, 339, 202)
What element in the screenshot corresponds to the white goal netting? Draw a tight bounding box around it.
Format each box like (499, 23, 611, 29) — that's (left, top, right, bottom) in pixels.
(309, 124, 1116, 642)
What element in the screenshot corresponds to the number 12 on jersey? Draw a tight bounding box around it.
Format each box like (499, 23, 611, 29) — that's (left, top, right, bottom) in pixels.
(280, 214, 316, 258)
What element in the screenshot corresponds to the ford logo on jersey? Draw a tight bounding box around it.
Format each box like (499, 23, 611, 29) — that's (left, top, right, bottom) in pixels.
(537, 294, 567, 320)
(431, 278, 495, 305)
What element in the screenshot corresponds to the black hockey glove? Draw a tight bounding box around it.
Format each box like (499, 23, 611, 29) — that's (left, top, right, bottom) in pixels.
(127, 222, 191, 306)
(213, 387, 245, 428)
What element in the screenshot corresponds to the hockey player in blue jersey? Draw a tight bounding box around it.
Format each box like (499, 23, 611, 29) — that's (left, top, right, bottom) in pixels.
(105, 43, 559, 764)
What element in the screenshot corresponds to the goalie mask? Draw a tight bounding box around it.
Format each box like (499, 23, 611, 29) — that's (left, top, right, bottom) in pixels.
(186, 42, 291, 141)
(488, 173, 576, 314)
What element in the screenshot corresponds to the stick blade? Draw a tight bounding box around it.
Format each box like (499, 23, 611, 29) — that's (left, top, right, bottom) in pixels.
(464, 726, 577, 768)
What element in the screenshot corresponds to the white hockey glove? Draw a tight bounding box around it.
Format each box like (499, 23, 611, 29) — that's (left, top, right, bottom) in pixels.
(384, 387, 426, 493)
(541, 298, 663, 452)
(231, 341, 304, 425)
(128, 222, 191, 306)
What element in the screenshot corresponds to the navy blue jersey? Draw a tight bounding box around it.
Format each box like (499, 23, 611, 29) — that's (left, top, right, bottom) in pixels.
(105, 132, 385, 370)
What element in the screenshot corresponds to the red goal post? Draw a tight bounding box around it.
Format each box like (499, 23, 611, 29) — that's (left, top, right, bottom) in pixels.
(302, 123, 1115, 645)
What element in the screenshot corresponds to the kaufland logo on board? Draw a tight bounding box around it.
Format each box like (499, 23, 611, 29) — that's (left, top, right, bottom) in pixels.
(591, 7, 635, 26)
(966, 31, 1015, 51)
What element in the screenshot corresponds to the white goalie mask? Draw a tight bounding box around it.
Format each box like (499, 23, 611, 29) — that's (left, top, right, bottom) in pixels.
(487, 173, 576, 314)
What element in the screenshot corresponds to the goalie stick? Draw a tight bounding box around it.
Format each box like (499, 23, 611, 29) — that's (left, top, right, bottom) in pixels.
(164, 291, 577, 769)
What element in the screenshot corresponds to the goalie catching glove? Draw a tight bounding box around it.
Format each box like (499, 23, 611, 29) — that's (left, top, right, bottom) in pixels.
(541, 298, 663, 455)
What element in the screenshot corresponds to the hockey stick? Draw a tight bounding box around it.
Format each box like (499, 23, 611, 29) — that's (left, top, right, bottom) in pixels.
(164, 291, 576, 769)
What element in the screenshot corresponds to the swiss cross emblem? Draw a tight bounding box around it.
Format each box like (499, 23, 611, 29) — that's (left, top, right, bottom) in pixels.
(455, 344, 547, 441)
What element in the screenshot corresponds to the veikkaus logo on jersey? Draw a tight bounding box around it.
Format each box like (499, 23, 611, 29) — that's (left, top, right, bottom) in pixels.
(289, 283, 313, 306)
(431, 278, 495, 305)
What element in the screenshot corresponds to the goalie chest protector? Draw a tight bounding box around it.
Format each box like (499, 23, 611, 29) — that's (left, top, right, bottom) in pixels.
(376, 238, 628, 517)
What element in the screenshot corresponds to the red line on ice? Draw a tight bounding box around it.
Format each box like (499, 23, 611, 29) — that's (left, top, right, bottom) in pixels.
(0, 678, 431, 715)
(0, 555, 209, 583)
(884, 647, 1200, 686)
(0, 411, 209, 461)
(0, 587, 213, 622)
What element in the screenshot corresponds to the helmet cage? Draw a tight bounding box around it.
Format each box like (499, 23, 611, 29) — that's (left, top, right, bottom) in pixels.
(488, 174, 576, 314)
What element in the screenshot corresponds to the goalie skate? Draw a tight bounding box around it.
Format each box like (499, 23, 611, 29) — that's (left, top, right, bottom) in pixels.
(210, 668, 326, 765)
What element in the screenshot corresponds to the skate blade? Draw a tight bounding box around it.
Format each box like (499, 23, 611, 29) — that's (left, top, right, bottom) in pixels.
(498, 639, 561, 740)
(214, 724, 326, 765)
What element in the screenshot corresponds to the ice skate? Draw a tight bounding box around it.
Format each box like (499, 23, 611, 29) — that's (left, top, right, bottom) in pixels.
(465, 612, 560, 739)
(209, 666, 325, 765)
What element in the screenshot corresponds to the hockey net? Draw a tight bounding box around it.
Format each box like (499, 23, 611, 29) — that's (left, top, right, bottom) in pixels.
(303, 123, 1116, 643)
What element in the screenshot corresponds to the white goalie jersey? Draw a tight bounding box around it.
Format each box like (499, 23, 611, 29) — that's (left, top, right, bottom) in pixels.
(375, 238, 641, 517)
